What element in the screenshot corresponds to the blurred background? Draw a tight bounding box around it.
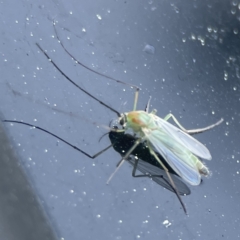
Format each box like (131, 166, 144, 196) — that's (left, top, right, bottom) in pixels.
(0, 0, 239, 239)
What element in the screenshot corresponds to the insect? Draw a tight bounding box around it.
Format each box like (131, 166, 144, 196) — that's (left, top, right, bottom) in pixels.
(4, 24, 223, 213)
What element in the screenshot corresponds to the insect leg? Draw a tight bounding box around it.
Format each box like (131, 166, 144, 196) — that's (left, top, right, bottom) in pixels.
(147, 145, 187, 214)
(3, 120, 112, 159)
(164, 113, 223, 134)
(106, 136, 146, 184)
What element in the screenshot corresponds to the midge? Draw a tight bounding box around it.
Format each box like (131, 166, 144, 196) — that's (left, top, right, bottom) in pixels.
(32, 26, 224, 213)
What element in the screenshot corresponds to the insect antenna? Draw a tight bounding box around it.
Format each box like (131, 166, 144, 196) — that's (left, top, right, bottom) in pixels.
(36, 43, 121, 118)
(52, 22, 140, 111)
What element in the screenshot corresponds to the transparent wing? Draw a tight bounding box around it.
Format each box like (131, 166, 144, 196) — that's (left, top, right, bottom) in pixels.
(152, 115, 212, 160)
(127, 157, 191, 195)
(143, 128, 202, 185)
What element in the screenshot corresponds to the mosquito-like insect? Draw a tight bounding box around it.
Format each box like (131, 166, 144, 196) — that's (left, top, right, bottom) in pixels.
(4, 24, 224, 213)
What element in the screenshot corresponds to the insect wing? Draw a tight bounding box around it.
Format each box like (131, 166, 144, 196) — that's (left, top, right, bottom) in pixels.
(152, 116, 212, 160)
(143, 128, 201, 185)
(127, 157, 191, 195)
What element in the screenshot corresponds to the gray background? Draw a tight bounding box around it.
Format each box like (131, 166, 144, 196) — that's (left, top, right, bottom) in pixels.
(0, 0, 239, 239)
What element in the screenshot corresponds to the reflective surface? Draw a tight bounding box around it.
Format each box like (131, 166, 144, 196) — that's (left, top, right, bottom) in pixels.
(0, 1, 239, 239)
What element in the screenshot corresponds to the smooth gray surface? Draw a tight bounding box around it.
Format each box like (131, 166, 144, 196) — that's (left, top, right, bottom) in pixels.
(0, 121, 58, 240)
(0, 0, 239, 239)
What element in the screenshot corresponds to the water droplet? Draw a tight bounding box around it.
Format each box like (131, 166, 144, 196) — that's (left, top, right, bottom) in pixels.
(143, 44, 155, 54)
(207, 26, 213, 32)
(191, 34, 196, 40)
(96, 14, 102, 20)
(231, 8, 237, 14)
(224, 71, 228, 81)
(163, 220, 172, 228)
(182, 38, 186, 43)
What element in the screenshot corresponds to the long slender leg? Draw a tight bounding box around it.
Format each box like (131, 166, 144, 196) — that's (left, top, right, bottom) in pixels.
(106, 136, 146, 184)
(164, 113, 223, 134)
(148, 146, 187, 214)
(3, 120, 112, 159)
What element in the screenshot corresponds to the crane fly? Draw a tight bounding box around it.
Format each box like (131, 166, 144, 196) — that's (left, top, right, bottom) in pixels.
(3, 23, 223, 213)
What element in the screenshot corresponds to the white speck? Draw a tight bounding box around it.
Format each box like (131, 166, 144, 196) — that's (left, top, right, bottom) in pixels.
(212, 111, 215, 115)
(82, 28, 86, 32)
(96, 14, 102, 20)
(143, 44, 155, 54)
(15, 20, 18, 23)
(33, 119, 37, 122)
(143, 188, 147, 191)
(96, 214, 101, 218)
(162, 220, 172, 228)
(44, 149, 48, 153)
(118, 220, 122, 223)
(30, 32, 33, 37)
(69, 11, 73, 14)
(182, 38, 186, 43)
(83, 191, 86, 195)
(233, 87, 237, 90)
(233, 28, 238, 34)
(133, 189, 136, 192)
(70, 189, 74, 193)
(136, 235, 140, 239)
(191, 34, 196, 40)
